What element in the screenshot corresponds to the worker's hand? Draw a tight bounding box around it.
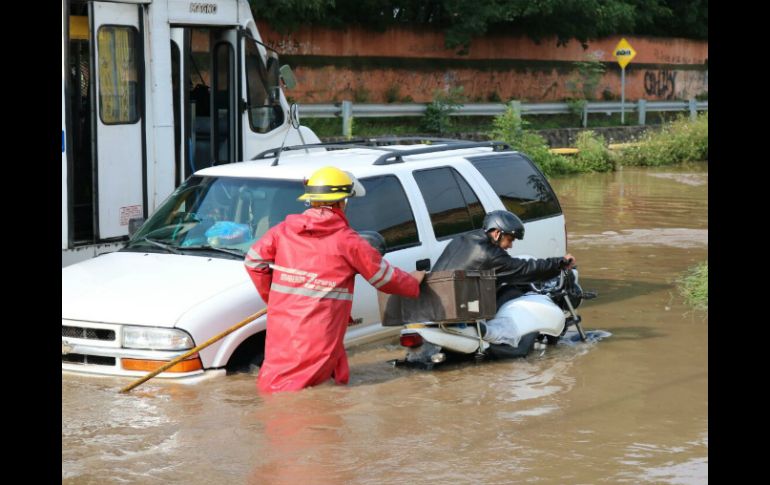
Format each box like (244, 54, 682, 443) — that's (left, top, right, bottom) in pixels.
(411, 270, 426, 284)
(562, 253, 576, 270)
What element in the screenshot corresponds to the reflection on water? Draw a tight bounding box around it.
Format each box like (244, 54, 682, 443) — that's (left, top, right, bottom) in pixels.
(62, 165, 707, 484)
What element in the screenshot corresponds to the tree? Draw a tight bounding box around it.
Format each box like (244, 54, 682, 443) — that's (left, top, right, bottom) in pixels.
(249, 0, 707, 51)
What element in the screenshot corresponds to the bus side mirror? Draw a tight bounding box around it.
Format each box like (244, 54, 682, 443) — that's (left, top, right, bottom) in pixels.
(279, 64, 296, 89)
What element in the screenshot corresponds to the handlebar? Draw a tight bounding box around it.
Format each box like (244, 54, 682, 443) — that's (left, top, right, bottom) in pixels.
(529, 268, 571, 294)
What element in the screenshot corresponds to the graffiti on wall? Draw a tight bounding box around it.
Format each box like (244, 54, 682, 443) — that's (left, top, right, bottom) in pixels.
(644, 70, 678, 99)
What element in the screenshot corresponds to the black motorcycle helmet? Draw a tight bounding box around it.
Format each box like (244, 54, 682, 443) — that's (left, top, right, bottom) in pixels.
(482, 210, 525, 242)
(358, 230, 387, 256)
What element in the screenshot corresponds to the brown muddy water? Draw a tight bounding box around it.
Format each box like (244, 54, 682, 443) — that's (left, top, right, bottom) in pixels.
(62, 164, 708, 484)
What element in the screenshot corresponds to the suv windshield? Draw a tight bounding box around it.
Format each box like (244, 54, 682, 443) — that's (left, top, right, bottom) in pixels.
(125, 176, 305, 258)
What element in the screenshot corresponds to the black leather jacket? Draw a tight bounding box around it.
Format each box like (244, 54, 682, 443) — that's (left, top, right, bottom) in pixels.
(433, 229, 566, 305)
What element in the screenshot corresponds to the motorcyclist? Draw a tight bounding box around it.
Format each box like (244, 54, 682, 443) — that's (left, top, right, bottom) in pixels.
(432, 210, 575, 346)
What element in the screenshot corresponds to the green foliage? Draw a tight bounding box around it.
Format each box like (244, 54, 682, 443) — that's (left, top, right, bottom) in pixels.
(247, 0, 334, 33)
(566, 99, 587, 119)
(302, 117, 343, 137)
(422, 87, 465, 134)
(565, 54, 605, 122)
(617, 112, 708, 166)
(574, 131, 614, 172)
(491, 105, 578, 176)
(491, 103, 528, 142)
(385, 84, 401, 104)
(433, 0, 642, 50)
(249, 1, 707, 51)
(518, 135, 580, 176)
(302, 116, 493, 138)
(678, 261, 708, 311)
(567, 54, 606, 100)
(634, 0, 707, 39)
(353, 85, 370, 103)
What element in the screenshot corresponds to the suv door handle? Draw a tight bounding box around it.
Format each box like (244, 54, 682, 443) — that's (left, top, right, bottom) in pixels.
(416, 259, 431, 271)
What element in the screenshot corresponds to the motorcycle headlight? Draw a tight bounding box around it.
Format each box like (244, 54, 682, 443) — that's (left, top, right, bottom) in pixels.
(542, 276, 560, 290)
(122, 326, 194, 350)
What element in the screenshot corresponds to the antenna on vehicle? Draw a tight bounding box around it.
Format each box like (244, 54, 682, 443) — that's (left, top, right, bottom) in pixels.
(270, 126, 291, 166)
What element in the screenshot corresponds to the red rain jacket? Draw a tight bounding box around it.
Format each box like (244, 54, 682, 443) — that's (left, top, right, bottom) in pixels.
(244, 206, 420, 393)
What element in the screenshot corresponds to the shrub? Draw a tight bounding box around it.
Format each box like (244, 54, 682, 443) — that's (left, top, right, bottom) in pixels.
(487, 90, 502, 102)
(385, 84, 401, 104)
(574, 131, 614, 172)
(422, 87, 465, 134)
(618, 113, 708, 166)
(491, 105, 578, 176)
(678, 261, 708, 311)
(353, 85, 370, 103)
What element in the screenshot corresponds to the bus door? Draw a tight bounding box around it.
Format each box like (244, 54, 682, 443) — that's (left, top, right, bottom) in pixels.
(170, 26, 240, 183)
(91, 1, 145, 239)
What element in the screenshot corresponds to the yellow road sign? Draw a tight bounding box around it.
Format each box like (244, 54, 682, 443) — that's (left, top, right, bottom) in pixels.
(613, 38, 637, 69)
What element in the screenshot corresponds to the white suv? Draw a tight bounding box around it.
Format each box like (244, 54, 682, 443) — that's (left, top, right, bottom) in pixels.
(61, 140, 567, 381)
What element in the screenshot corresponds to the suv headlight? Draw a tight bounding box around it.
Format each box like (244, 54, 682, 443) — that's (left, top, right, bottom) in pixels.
(122, 326, 194, 350)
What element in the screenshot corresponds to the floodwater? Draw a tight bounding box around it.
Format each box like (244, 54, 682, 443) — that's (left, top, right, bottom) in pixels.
(62, 164, 708, 484)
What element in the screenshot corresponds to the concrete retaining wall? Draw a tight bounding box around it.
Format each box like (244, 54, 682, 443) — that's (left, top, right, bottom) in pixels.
(259, 23, 708, 104)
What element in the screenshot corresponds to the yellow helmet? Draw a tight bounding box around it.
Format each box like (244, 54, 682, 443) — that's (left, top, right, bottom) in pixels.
(298, 166, 363, 202)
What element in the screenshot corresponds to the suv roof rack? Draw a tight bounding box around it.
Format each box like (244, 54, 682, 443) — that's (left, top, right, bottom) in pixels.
(251, 138, 510, 167)
(252, 137, 467, 162)
(365, 137, 466, 146)
(251, 140, 388, 162)
(372, 141, 511, 165)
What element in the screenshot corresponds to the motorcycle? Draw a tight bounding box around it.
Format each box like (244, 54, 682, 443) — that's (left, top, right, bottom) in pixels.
(392, 268, 597, 369)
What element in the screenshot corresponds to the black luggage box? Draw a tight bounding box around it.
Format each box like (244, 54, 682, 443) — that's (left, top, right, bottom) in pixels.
(378, 270, 496, 326)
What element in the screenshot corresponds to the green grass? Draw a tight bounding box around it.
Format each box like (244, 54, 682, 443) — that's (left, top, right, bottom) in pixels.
(613, 112, 708, 166)
(677, 261, 708, 311)
(303, 110, 688, 138)
(302, 117, 428, 138)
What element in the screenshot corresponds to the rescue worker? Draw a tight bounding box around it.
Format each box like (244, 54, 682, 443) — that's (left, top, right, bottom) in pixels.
(432, 210, 575, 346)
(244, 166, 425, 393)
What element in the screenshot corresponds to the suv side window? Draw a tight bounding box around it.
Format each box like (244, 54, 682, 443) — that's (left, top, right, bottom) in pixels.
(346, 175, 420, 252)
(468, 154, 562, 221)
(413, 167, 485, 240)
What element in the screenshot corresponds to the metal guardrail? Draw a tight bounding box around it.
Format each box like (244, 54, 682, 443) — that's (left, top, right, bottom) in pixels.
(298, 99, 708, 136)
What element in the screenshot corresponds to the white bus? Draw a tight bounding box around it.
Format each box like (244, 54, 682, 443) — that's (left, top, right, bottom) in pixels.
(62, 0, 319, 266)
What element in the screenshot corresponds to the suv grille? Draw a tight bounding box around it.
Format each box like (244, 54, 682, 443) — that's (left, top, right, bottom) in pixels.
(62, 354, 116, 366)
(62, 325, 116, 341)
